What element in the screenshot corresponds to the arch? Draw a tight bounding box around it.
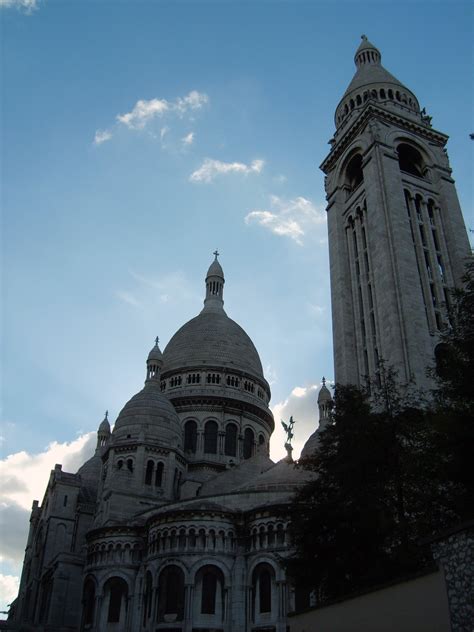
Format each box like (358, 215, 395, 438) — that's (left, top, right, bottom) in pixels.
(82, 576, 97, 626)
(224, 423, 238, 456)
(145, 460, 154, 485)
(204, 420, 218, 454)
(155, 462, 164, 487)
(103, 576, 128, 624)
(142, 571, 153, 626)
(251, 562, 276, 620)
(184, 419, 197, 454)
(157, 564, 185, 622)
(345, 153, 363, 191)
(194, 564, 225, 618)
(397, 142, 425, 177)
(243, 427, 255, 459)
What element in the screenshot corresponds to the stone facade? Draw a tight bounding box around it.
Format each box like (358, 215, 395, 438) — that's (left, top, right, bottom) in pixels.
(430, 522, 474, 632)
(320, 36, 471, 390)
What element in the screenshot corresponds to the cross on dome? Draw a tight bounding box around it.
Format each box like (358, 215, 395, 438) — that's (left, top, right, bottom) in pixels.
(213, 249, 220, 259)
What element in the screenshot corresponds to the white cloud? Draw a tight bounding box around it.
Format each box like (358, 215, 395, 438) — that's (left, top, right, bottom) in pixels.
(182, 131, 195, 146)
(175, 90, 209, 115)
(0, 433, 96, 512)
(116, 90, 208, 131)
(190, 158, 264, 183)
(0, 431, 96, 607)
(0, 574, 19, 611)
(115, 290, 142, 308)
(117, 98, 170, 130)
(0, 0, 38, 12)
(245, 195, 326, 245)
(93, 129, 112, 145)
(270, 383, 323, 461)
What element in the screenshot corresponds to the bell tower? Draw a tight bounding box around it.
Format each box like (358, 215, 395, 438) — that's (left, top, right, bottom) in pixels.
(321, 36, 471, 390)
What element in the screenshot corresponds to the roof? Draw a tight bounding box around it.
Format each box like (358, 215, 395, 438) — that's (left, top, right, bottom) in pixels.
(162, 310, 264, 379)
(113, 382, 182, 442)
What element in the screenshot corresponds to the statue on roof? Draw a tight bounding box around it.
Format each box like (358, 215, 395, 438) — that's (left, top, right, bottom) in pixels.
(281, 416, 296, 461)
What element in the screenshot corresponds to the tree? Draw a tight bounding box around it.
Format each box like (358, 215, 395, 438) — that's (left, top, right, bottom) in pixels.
(287, 370, 462, 603)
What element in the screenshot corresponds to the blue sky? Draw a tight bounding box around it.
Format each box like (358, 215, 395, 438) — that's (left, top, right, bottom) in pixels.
(1, 0, 473, 611)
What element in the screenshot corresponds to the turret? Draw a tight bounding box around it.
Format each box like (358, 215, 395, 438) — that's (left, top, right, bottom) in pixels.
(96, 411, 110, 451)
(202, 250, 225, 313)
(146, 336, 163, 382)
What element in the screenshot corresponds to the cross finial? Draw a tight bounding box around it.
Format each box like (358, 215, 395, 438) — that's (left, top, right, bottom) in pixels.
(361, 34, 367, 41)
(104, 410, 108, 420)
(322, 376, 326, 386)
(155, 336, 159, 346)
(213, 249, 219, 259)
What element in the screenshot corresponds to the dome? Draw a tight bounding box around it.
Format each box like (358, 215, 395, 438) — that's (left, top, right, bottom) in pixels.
(206, 256, 224, 279)
(147, 337, 163, 363)
(113, 382, 182, 444)
(162, 310, 264, 379)
(98, 413, 110, 434)
(162, 255, 265, 380)
(318, 382, 332, 402)
(77, 454, 102, 487)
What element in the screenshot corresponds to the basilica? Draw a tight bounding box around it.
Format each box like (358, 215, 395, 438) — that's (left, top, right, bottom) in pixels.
(9, 36, 471, 632)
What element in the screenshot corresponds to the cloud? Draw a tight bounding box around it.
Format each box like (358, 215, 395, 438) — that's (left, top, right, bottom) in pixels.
(116, 90, 208, 131)
(0, 0, 38, 12)
(182, 132, 195, 146)
(245, 195, 326, 245)
(0, 431, 96, 608)
(115, 290, 142, 308)
(190, 158, 264, 183)
(0, 574, 20, 611)
(270, 382, 330, 461)
(0, 432, 96, 512)
(93, 129, 113, 145)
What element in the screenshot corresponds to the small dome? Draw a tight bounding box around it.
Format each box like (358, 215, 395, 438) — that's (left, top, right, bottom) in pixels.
(147, 337, 163, 364)
(206, 252, 224, 279)
(318, 381, 332, 402)
(98, 412, 111, 434)
(77, 454, 102, 488)
(113, 382, 182, 445)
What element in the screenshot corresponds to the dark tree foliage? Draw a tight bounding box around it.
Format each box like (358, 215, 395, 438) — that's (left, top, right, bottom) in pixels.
(287, 365, 467, 603)
(430, 259, 474, 518)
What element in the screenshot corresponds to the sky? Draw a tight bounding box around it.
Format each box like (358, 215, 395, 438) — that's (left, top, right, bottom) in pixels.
(1, 0, 473, 613)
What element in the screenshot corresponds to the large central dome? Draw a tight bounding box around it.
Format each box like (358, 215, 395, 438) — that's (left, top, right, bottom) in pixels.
(162, 310, 264, 378)
(162, 254, 264, 380)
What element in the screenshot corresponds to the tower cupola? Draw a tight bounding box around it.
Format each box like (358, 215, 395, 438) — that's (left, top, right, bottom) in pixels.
(317, 377, 332, 428)
(97, 410, 110, 450)
(146, 337, 163, 382)
(203, 250, 225, 312)
(354, 35, 381, 68)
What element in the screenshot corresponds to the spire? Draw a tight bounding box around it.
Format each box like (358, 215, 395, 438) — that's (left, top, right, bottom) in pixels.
(146, 337, 163, 382)
(202, 251, 225, 312)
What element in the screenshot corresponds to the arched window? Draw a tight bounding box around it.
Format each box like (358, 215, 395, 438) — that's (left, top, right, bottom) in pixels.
(345, 153, 363, 191)
(224, 423, 237, 456)
(82, 578, 96, 626)
(195, 565, 225, 618)
(204, 420, 218, 454)
(145, 460, 154, 485)
(105, 577, 128, 624)
(252, 563, 274, 619)
(158, 565, 185, 622)
(184, 420, 197, 453)
(143, 571, 153, 625)
(243, 428, 254, 459)
(397, 143, 425, 177)
(155, 462, 164, 487)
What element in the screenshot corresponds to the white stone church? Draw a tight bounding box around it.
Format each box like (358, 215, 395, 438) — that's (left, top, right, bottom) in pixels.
(8, 36, 470, 631)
